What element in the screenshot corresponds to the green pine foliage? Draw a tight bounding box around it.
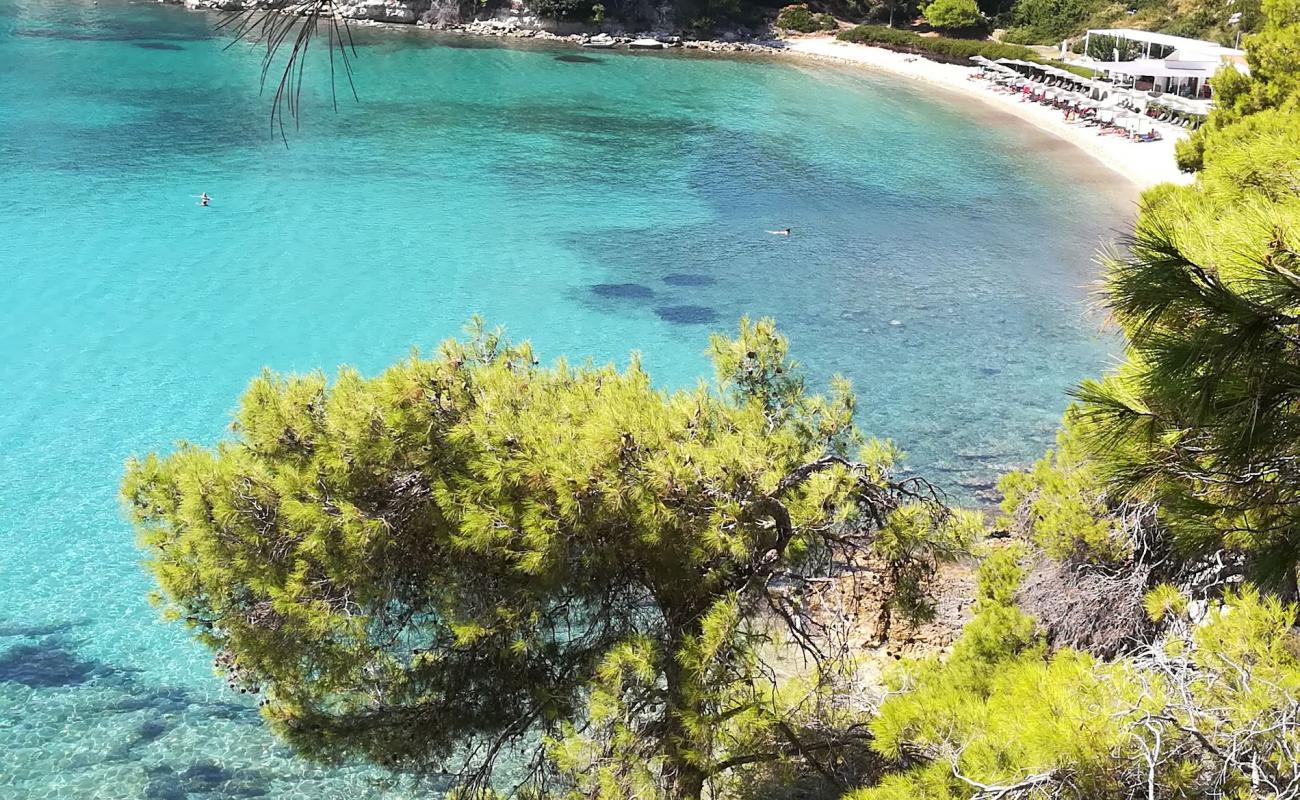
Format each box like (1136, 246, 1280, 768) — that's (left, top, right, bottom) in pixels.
(851, 547, 1154, 800)
(122, 317, 971, 799)
(531, 0, 597, 19)
(776, 3, 838, 31)
(1179, 0, 1300, 170)
(1142, 581, 1188, 621)
(846, 557, 1300, 799)
(836, 24, 1041, 60)
(1180, 588, 1300, 792)
(1003, 0, 1264, 45)
(922, 0, 983, 28)
(1001, 0, 1094, 44)
(873, 503, 977, 630)
(876, 7, 1300, 796)
(1073, 0, 1300, 590)
(998, 412, 1131, 564)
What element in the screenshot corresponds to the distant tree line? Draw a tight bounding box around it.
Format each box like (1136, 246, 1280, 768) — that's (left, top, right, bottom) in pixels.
(532, 0, 1267, 43)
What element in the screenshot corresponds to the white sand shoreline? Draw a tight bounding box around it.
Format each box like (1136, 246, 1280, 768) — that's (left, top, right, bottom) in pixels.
(776, 37, 1192, 191)
(173, 2, 1190, 189)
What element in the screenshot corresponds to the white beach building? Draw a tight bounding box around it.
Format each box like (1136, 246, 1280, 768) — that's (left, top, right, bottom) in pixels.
(1079, 29, 1249, 114)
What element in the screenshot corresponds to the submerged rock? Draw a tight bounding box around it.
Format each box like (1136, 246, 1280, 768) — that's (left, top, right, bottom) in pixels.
(654, 304, 718, 324)
(592, 282, 654, 300)
(662, 272, 716, 286)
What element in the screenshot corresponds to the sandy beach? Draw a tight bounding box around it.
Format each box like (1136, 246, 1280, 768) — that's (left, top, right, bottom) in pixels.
(172, 1, 1192, 190)
(780, 36, 1192, 190)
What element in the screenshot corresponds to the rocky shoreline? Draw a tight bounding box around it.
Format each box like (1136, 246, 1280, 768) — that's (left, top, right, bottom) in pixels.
(163, 0, 785, 53)
(423, 19, 783, 53)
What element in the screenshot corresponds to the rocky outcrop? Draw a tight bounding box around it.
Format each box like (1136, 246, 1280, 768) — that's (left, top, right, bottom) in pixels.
(176, 0, 253, 11)
(172, 0, 432, 23)
(340, 0, 431, 22)
(425, 20, 782, 52)
(161, 0, 783, 47)
(170, 0, 428, 22)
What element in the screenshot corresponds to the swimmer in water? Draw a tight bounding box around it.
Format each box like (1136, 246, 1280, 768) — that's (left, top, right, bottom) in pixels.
(197, 193, 211, 207)
(766, 228, 791, 236)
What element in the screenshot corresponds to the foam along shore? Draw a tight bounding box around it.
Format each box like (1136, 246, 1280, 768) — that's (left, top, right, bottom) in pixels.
(780, 36, 1193, 190)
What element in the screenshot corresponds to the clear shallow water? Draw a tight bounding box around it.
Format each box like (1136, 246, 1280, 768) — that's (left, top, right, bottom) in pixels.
(0, 1, 1129, 795)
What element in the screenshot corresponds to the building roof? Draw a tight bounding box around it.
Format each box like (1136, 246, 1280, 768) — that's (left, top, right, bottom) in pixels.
(1089, 57, 1217, 78)
(1087, 28, 1244, 57)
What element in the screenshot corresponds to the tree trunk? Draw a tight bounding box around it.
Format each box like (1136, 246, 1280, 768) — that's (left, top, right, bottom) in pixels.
(664, 756, 706, 800)
(662, 627, 707, 800)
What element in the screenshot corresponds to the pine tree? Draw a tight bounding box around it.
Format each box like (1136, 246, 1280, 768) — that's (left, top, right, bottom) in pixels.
(122, 317, 975, 799)
(849, 553, 1300, 799)
(1072, 0, 1300, 591)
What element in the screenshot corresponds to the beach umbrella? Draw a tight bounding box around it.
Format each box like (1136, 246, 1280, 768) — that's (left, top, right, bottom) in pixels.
(996, 58, 1034, 74)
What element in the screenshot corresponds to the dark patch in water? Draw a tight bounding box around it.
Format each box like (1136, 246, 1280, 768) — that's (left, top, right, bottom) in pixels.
(592, 283, 654, 300)
(14, 27, 210, 43)
(144, 767, 186, 800)
(555, 54, 603, 64)
(956, 451, 1003, 462)
(99, 681, 257, 726)
(0, 618, 89, 638)
(654, 305, 719, 325)
(102, 686, 191, 715)
(222, 778, 271, 798)
(166, 762, 270, 797)
(435, 37, 504, 49)
(0, 639, 107, 688)
(498, 102, 710, 143)
(180, 762, 234, 791)
(135, 42, 185, 51)
(662, 273, 716, 287)
(144, 781, 185, 800)
(132, 718, 169, 747)
(7, 80, 269, 176)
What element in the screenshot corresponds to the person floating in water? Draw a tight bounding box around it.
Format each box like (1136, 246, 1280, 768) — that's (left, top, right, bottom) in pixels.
(766, 227, 791, 236)
(197, 193, 211, 207)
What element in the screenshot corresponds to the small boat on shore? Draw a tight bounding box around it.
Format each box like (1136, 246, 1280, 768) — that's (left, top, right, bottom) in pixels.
(628, 38, 665, 49)
(582, 34, 617, 48)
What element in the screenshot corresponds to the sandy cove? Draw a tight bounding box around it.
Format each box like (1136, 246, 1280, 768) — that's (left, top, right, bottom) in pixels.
(779, 36, 1193, 191)
(174, 2, 1190, 189)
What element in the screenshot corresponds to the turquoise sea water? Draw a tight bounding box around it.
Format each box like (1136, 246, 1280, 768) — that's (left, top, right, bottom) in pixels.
(0, 1, 1130, 795)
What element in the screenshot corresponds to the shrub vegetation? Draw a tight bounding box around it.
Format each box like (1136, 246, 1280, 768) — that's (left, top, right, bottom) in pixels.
(775, 3, 838, 31)
(123, 317, 978, 800)
(531, 0, 594, 19)
(836, 24, 1039, 61)
(921, 0, 983, 29)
